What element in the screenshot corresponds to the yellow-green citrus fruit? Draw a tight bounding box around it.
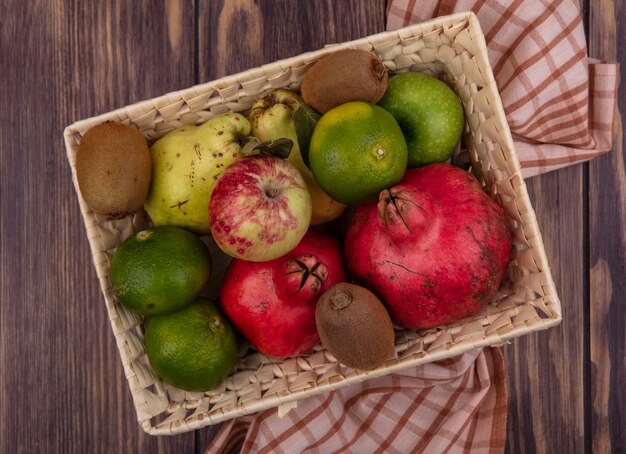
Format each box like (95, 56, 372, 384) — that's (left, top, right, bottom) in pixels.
(145, 297, 238, 392)
(308, 101, 408, 205)
(109, 226, 211, 316)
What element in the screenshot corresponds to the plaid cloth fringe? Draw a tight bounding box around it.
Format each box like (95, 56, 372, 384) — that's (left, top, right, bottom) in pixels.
(207, 348, 507, 454)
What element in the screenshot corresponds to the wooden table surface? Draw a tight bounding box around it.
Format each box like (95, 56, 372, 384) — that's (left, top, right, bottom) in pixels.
(1, 1, 624, 452)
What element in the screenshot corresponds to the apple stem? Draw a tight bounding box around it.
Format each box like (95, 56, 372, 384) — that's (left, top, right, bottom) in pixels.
(265, 187, 281, 198)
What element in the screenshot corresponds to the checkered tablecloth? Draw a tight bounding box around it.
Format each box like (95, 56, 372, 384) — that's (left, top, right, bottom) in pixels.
(388, 0, 619, 177)
(207, 348, 506, 454)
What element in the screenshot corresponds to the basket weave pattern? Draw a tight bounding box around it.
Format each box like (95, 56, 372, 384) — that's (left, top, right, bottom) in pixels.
(64, 12, 561, 435)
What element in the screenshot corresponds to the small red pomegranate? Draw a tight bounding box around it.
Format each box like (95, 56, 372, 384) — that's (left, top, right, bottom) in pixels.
(220, 229, 347, 357)
(344, 163, 512, 330)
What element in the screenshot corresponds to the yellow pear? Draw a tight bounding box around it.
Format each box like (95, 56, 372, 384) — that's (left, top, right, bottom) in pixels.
(144, 113, 250, 234)
(248, 89, 347, 225)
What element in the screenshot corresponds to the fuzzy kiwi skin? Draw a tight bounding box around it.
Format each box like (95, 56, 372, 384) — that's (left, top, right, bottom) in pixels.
(315, 282, 395, 370)
(76, 122, 151, 219)
(301, 49, 388, 114)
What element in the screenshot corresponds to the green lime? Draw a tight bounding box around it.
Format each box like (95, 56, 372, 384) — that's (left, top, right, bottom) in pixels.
(378, 72, 465, 167)
(308, 101, 408, 205)
(109, 225, 212, 316)
(145, 297, 239, 392)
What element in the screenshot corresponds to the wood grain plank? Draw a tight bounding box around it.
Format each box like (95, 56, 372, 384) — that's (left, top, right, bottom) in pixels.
(4, 1, 620, 452)
(504, 167, 586, 453)
(0, 1, 198, 451)
(587, 1, 626, 452)
(194, 0, 386, 449)
(198, 0, 386, 82)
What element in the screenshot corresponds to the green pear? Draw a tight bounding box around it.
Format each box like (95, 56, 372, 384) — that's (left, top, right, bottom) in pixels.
(144, 113, 250, 234)
(248, 89, 347, 225)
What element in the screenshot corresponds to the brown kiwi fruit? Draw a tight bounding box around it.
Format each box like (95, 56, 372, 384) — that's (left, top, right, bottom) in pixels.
(315, 282, 395, 370)
(76, 122, 151, 219)
(300, 49, 388, 114)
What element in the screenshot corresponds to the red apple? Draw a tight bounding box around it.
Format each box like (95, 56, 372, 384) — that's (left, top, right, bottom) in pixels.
(220, 229, 347, 357)
(209, 154, 312, 261)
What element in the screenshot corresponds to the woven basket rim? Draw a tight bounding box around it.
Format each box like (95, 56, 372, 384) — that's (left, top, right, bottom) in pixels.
(64, 11, 477, 137)
(63, 11, 562, 435)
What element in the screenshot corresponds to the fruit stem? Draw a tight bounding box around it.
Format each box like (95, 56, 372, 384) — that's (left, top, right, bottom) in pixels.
(294, 259, 310, 291)
(136, 230, 152, 240)
(265, 187, 281, 198)
(281, 256, 328, 294)
(330, 290, 352, 310)
(385, 191, 411, 232)
(378, 184, 436, 242)
(373, 59, 387, 81)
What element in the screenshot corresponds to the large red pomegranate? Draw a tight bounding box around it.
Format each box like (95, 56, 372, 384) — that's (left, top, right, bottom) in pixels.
(344, 163, 512, 330)
(220, 229, 347, 357)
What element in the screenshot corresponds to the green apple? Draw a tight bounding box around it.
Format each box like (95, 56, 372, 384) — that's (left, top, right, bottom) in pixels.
(378, 72, 464, 167)
(144, 113, 250, 234)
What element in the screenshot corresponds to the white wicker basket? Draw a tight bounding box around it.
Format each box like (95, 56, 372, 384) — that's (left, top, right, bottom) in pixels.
(64, 12, 561, 435)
